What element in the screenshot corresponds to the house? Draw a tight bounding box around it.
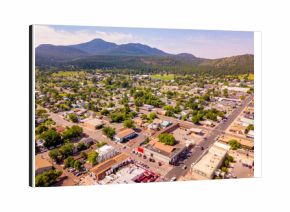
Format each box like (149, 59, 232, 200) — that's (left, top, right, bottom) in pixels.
(247, 130, 254, 139)
(114, 128, 137, 143)
(142, 104, 154, 111)
(161, 120, 171, 128)
(148, 119, 162, 130)
(80, 137, 95, 147)
(181, 110, 190, 117)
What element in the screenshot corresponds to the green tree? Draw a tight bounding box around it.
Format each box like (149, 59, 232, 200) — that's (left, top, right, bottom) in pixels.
(74, 160, 82, 171)
(87, 151, 98, 165)
(68, 113, 78, 123)
(223, 89, 229, 98)
(62, 125, 83, 141)
(245, 124, 254, 134)
(60, 143, 74, 158)
(221, 167, 228, 173)
(36, 109, 47, 117)
(35, 124, 48, 135)
(49, 149, 62, 163)
(228, 139, 241, 150)
(158, 133, 176, 146)
(35, 170, 62, 187)
(141, 114, 148, 120)
(77, 142, 86, 151)
(64, 156, 75, 168)
(40, 129, 62, 148)
(81, 152, 88, 159)
(148, 112, 157, 120)
(192, 114, 203, 124)
(123, 119, 135, 128)
(102, 126, 116, 139)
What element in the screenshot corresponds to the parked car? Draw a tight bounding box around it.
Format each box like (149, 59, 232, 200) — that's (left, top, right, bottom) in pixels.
(170, 177, 177, 182)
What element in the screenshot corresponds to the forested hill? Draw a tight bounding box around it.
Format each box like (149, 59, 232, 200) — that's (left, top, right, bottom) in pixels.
(35, 38, 254, 75)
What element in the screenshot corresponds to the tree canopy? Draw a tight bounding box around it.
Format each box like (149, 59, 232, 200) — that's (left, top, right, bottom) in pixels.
(35, 170, 63, 187)
(158, 133, 176, 146)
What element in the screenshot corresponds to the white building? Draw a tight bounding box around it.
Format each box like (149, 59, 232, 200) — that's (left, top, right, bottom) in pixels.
(247, 130, 254, 139)
(240, 117, 254, 126)
(222, 86, 250, 93)
(191, 142, 230, 180)
(96, 145, 118, 163)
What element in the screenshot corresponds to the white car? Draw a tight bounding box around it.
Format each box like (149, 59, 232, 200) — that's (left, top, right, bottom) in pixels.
(170, 177, 177, 182)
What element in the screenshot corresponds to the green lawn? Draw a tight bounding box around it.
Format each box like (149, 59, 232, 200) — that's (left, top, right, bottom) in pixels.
(151, 74, 175, 81)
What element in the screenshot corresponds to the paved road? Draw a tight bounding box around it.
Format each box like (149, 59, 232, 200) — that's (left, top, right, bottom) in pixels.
(138, 108, 212, 132)
(164, 95, 253, 180)
(48, 112, 172, 177)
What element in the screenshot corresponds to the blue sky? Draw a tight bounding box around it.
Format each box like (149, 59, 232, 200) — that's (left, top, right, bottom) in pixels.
(35, 24, 254, 59)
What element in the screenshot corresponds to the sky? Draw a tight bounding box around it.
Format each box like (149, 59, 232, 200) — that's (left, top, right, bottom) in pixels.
(35, 24, 254, 59)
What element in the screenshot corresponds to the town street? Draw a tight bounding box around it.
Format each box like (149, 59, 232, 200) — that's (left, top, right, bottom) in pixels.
(164, 95, 253, 180)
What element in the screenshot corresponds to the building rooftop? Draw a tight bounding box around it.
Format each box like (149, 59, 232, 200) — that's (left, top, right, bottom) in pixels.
(96, 145, 115, 155)
(35, 154, 52, 171)
(192, 142, 229, 179)
(115, 128, 135, 139)
(149, 139, 175, 154)
(90, 153, 128, 175)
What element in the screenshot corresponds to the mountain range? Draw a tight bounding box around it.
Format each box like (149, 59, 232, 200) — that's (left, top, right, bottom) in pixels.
(35, 38, 254, 74)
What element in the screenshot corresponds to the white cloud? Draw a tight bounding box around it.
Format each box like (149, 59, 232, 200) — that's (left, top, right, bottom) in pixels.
(94, 31, 136, 44)
(34, 25, 138, 47)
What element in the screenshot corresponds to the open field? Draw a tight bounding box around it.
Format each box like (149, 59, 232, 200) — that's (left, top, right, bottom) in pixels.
(151, 74, 174, 81)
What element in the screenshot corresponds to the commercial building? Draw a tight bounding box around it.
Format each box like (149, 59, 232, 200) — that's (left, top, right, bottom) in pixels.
(96, 145, 118, 163)
(114, 128, 137, 143)
(90, 153, 128, 181)
(139, 138, 187, 164)
(191, 142, 230, 180)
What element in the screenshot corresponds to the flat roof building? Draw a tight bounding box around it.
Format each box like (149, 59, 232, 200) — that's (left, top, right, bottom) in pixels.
(140, 138, 187, 165)
(96, 145, 118, 163)
(90, 153, 128, 181)
(191, 142, 230, 180)
(114, 128, 137, 143)
(35, 154, 53, 175)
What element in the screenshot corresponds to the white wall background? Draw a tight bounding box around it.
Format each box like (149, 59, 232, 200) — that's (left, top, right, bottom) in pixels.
(0, 0, 289, 211)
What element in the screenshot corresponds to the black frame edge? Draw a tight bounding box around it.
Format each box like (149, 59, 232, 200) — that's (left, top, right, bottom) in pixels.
(29, 25, 33, 187)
